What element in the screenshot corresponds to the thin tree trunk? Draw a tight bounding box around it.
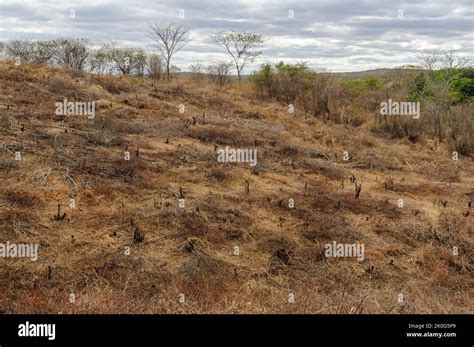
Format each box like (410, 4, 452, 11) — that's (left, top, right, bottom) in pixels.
(165, 55, 171, 80)
(435, 111, 442, 142)
(236, 63, 241, 82)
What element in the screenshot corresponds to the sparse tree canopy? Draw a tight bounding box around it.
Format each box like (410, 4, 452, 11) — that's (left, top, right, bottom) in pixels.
(207, 61, 232, 86)
(88, 45, 109, 74)
(101, 42, 147, 76)
(416, 50, 440, 72)
(189, 62, 206, 82)
(146, 21, 188, 80)
(441, 50, 470, 69)
(147, 53, 162, 80)
(42, 38, 90, 70)
(3, 40, 51, 64)
(211, 30, 264, 81)
(416, 49, 471, 72)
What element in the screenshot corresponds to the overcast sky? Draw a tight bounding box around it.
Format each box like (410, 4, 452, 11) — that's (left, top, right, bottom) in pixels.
(0, 0, 472, 72)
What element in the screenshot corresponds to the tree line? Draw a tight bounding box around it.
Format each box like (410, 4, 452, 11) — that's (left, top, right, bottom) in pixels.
(0, 21, 264, 82)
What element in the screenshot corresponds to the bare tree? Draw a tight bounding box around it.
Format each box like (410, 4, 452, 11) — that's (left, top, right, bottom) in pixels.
(146, 21, 188, 80)
(416, 50, 440, 73)
(133, 49, 148, 77)
(417, 49, 470, 71)
(88, 44, 109, 74)
(189, 62, 206, 82)
(441, 50, 470, 69)
(102, 42, 133, 75)
(424, 78, 452, 141)
(4, 40, 33, 63)
(100, 42, 147, 76)
(4, 40, 51, 64)
(312, 69, 334, 117)
(207, 61, 232, 86)
(43, 38, 90, 70)
(211, 30, 264, 81)
(147, 53, 162, 80)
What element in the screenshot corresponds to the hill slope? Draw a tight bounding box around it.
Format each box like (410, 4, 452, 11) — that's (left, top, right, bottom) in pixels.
(0, 62, 472, 313)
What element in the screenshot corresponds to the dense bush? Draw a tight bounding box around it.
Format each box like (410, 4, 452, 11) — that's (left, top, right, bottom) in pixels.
(340, 76, 383, 94)
(251, 62, 341, 119)
(409, 68, 474, 104)
(251, 62, 384, 125)
(250, 61, 313, 103)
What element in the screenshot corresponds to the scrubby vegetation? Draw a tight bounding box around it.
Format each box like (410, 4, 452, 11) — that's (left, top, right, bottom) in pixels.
(0, 26, 472, 313)
(0, 58, 472, 313)
(251, 59, 474, 154)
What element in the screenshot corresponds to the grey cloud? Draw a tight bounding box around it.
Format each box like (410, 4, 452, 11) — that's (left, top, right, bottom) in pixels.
(0, 0, 472, 72)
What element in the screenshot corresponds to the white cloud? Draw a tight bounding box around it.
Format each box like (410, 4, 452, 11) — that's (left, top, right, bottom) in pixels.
(0, 0, 472, 72)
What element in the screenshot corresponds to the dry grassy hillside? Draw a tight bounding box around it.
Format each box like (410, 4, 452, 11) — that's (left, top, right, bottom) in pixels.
(0, 61, 472, 313)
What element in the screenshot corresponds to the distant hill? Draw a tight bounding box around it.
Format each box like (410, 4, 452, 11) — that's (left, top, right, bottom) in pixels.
(329, 67, 422, 79)
(180, 66, 423, 80)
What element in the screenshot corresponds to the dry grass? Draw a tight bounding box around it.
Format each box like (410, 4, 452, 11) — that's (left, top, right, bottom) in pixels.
(0, 61, 473, 313)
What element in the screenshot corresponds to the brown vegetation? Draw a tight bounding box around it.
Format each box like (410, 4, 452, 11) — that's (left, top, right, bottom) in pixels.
(0, 61, 472, 313)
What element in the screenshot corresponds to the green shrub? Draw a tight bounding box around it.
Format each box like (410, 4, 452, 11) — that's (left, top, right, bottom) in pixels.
(340, 76, 383, 94)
